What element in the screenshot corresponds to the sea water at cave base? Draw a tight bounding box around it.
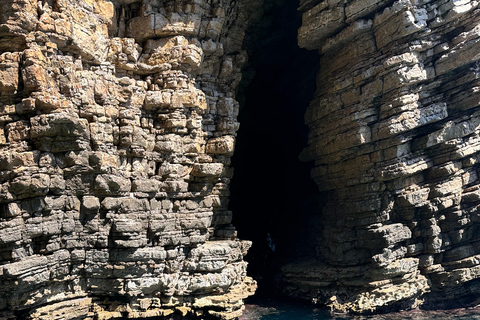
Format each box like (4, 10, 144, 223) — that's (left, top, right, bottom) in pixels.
(239, 297, 480, 320)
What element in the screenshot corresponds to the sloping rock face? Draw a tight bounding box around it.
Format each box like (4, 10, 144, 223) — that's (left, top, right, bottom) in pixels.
(0, 0, 258, 319)
(281, 0, 480, 314)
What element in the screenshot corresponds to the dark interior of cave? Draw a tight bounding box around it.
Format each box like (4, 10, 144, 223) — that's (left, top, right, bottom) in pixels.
(229, 0, 321, 297)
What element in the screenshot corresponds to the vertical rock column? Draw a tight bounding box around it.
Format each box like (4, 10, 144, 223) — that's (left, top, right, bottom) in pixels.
(0, 0, 259, 319)
(282, 0, 480, 314)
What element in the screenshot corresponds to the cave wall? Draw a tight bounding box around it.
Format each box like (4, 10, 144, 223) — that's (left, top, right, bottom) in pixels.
(0, 0, 259, 319)
(281, 0, 480, 314)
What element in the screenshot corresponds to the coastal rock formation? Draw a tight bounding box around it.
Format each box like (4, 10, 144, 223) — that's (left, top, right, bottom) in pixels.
(0, 0, 258, 319)
(5, 0, 480, 317)
(282, 0, 480, 314)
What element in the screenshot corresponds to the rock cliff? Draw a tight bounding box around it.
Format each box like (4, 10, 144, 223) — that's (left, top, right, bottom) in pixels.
(281, 0, 480, 314)
(4, 0, 480, 318)
(0, 0, 259, 319)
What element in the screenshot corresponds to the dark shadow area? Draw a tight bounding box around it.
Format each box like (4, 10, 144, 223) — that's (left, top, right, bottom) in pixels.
(230, 0, 321, 297)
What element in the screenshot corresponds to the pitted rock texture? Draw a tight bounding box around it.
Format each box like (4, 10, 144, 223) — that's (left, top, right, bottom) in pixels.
(0, 0, 258, 319)
(282, 0, 480, 314)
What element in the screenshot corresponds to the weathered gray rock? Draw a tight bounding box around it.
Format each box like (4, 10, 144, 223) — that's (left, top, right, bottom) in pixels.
(0, 0, 259, 319)
(282, 0, 480, 314)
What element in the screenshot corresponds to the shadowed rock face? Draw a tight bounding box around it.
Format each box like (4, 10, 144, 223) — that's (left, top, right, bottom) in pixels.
(0, 0, 259, 319)
(281, 0, 480, 314)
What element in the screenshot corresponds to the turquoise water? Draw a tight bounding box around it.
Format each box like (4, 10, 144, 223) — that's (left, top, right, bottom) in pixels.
(239, 299, 480, 320)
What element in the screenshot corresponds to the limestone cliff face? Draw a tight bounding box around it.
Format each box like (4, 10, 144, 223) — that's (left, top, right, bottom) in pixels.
(282, 0, 480, 314)
(0, 0, 259, 319)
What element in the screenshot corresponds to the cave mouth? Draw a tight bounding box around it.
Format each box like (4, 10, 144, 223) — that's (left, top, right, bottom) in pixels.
(229, 0, 320, 297)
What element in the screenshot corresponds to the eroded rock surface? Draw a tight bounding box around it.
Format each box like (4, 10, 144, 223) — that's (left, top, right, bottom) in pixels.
(0, 0, 259, 319)
(282, 0, 480, 314)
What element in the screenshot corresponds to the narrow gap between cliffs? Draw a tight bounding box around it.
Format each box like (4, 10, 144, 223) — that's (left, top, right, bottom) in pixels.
(229, 0, 320, 298)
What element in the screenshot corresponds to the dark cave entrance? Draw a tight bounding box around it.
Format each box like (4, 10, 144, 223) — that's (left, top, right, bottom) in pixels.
(229, 0, 320, 297)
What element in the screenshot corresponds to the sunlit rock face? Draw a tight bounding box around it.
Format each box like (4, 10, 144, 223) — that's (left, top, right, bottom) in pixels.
(282, 0, 480, 314)
(0, 0, 259, 319)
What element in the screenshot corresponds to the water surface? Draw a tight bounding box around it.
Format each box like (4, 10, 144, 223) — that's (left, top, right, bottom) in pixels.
(239, 298, 480, 320)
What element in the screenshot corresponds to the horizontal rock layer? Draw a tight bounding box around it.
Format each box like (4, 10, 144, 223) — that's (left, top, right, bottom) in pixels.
(283, 0, 480, 314)
(0, 0, 259, 319)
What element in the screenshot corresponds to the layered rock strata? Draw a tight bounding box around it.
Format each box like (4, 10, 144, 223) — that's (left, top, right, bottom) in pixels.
(282, 0, 480, 314)
(0, 0, 258, 319)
